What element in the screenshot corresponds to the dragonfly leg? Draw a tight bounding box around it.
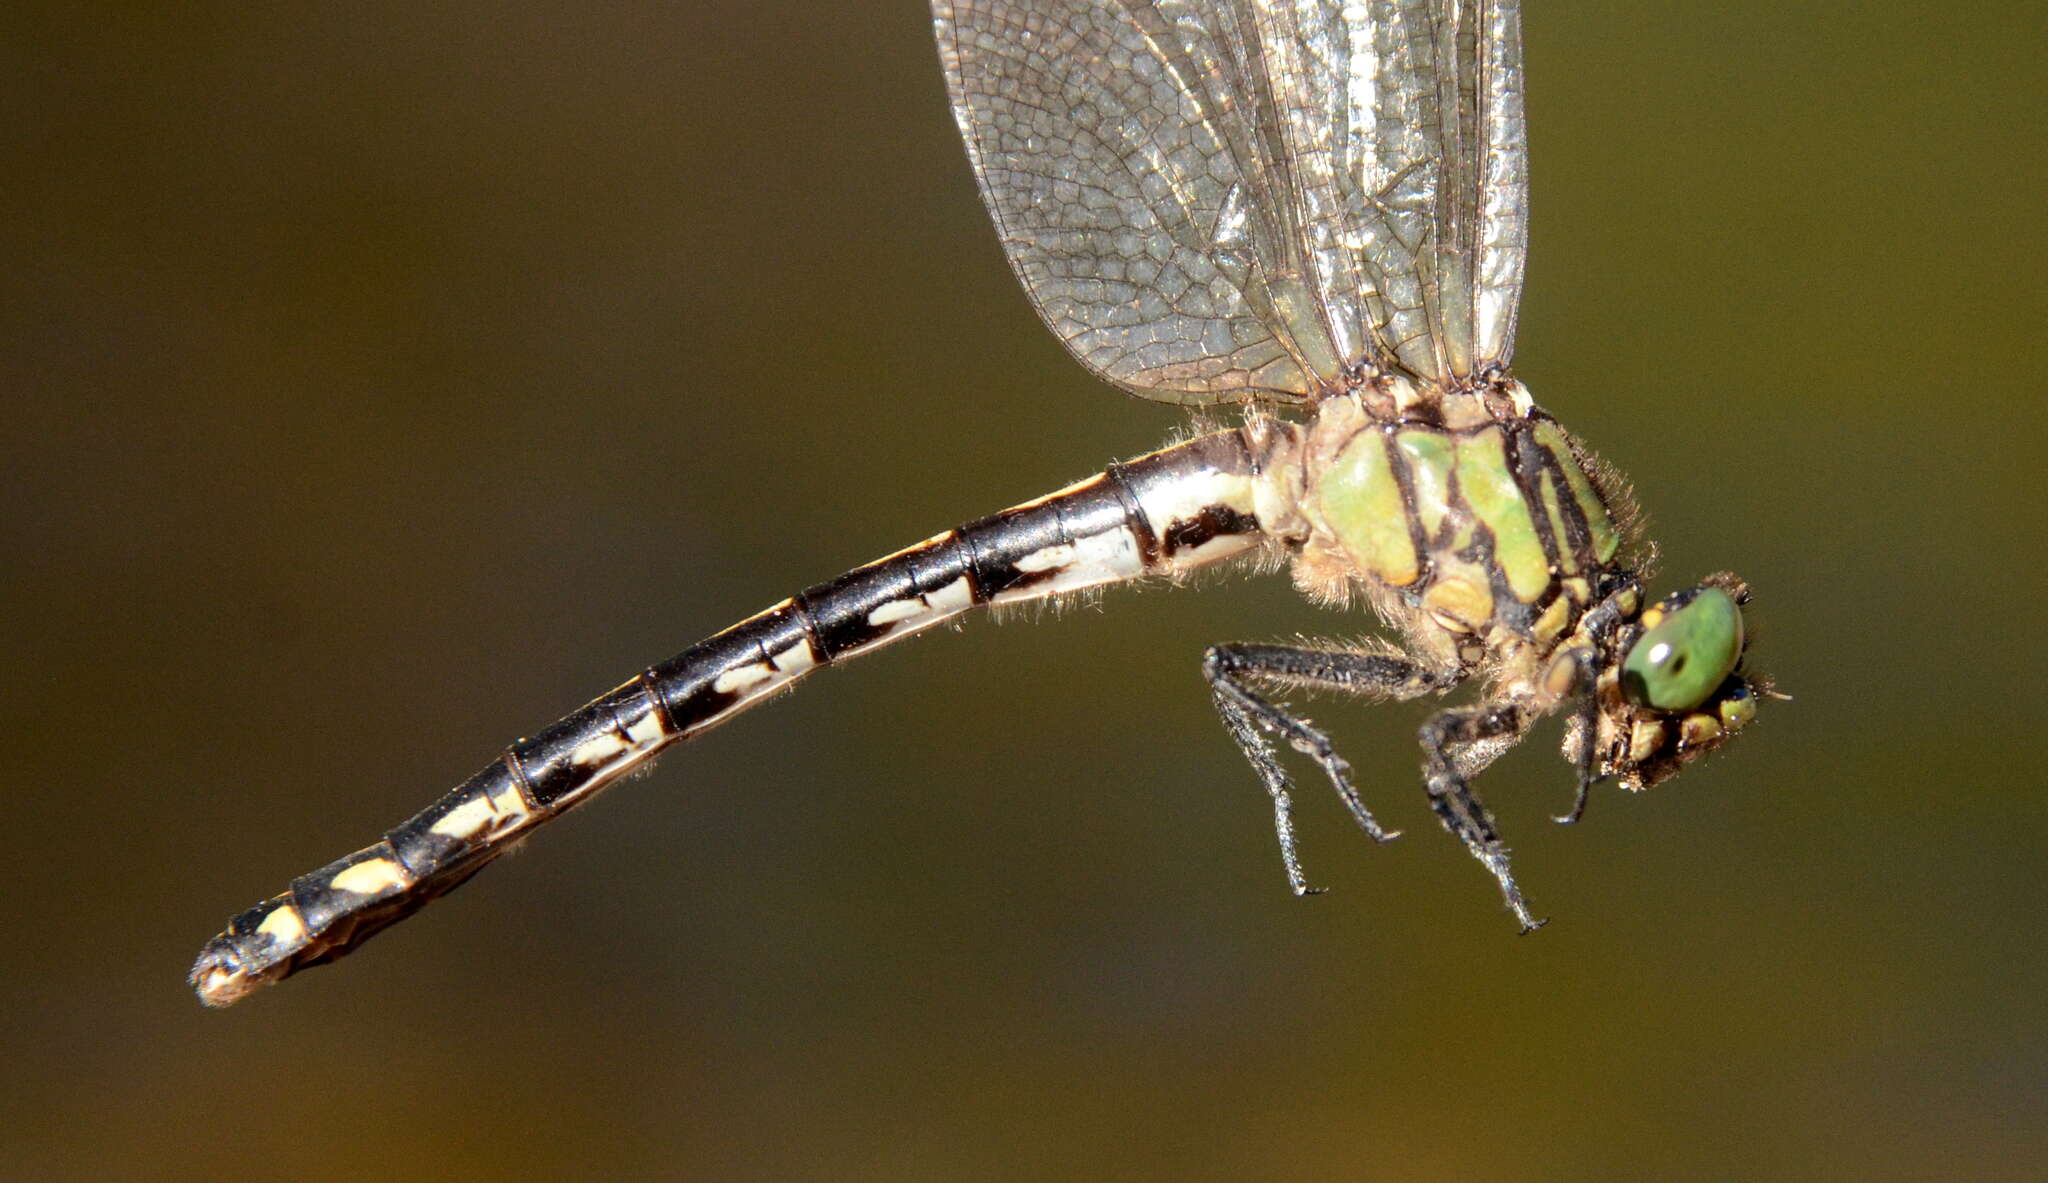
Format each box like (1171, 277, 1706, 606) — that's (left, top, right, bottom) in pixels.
(1554, 580, 1639, 824)
(1207, 683, 1323, 896)
(1418, 703, 1545, 931)
(1554, 645, 1601, 825)
(1203, 644, 1457, 895)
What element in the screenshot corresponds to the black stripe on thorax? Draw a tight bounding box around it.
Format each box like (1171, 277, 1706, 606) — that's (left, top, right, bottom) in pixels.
(1377, 424, 1441, 582)
(1518, 414, 1602, 578)
(1504, 420, 1568, 591)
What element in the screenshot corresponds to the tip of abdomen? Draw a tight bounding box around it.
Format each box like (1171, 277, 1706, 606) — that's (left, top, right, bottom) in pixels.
(190, 894, 304, 1006)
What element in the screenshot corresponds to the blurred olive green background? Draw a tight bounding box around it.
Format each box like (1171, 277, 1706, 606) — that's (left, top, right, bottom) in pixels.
(7, 2, 2045, 1179)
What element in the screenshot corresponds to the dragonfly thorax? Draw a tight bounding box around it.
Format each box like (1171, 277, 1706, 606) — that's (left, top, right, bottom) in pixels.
(1273, 382, 1626, 678)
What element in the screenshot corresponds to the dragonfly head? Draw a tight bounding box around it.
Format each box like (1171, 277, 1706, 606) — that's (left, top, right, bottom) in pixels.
(1592, 572, 1763, 791)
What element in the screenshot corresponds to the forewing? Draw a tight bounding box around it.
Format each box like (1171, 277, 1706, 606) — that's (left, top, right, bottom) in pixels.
(933, 0, 1528, 403)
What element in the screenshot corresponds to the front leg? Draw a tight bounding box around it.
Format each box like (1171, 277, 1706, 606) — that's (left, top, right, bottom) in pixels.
(1419, 703, 1543, 931)
(1553, 643, 1601, 825)
(1550, 577, 1646, 825)
(1203, 644, 1457, 895)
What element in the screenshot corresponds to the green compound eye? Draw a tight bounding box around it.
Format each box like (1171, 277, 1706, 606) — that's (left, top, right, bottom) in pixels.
(1621, 587, 1743, 712)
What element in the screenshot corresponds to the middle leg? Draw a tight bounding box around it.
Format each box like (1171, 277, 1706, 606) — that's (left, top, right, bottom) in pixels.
(1419, 701, 1543, 931)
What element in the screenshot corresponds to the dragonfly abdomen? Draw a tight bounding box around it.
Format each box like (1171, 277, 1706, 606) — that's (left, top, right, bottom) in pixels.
(192, 427, 1276, 1005)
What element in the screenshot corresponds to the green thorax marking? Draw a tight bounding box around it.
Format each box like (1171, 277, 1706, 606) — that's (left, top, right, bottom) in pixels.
(1393, 428, 1454, 539)
(1453, 425, 1549, 603)
(1532, 421, 1621, 565)
(1311, 407, 1623, 630)
(1313, 423, 1419, 587)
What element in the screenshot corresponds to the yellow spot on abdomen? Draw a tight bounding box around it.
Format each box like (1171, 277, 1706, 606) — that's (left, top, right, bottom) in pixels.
(256, 904, 308, 946)
(867, 599, 929, 627)
(712, 663, 774, 695)
(430, 796, 497, 841)
(329, 858, 411, 896)
(569, 731, 630, 767)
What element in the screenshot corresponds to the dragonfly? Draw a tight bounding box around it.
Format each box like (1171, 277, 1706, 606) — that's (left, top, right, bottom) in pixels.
(193, 0, 1765, 1007)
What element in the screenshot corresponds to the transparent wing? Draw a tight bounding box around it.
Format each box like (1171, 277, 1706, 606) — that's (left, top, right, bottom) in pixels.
(933, 0, 1527, 404)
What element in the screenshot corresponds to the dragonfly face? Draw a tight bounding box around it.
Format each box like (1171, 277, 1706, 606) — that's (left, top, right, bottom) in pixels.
(1589, 577, 1762, 793)
(193, 1, 1768, 1005)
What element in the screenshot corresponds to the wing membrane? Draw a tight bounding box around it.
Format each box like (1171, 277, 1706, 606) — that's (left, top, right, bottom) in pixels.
(933, 0, 1527, 403)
